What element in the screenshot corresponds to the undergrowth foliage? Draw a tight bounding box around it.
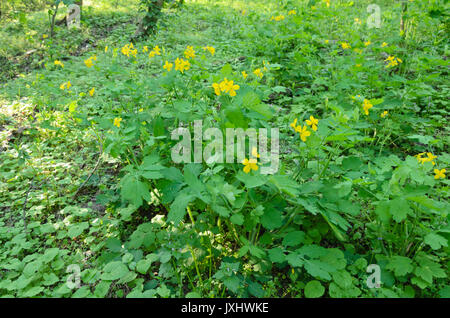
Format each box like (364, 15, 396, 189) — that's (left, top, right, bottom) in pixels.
(0, 0, 449, 298)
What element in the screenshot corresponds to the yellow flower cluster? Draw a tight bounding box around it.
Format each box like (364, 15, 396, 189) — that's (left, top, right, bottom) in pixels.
(89, 87, 95, 96)
(113, 117, 122, 128)
(385, 56, 402, 68)
(184, 46, 195, 59)
(434, 168, 446, 179)
(290, 116, 319, 142)
(174, 58, 190, 73)
(341, 42, 351, 50)
(242, 147, 260, 173)
(288, 10, 296, 15)
(148, 45, 161, 58)
(380, 110, 389, 118)
(324, 0, 330, 7)
(54, 60, 64, 68)
(253, 68, 263, 79)
(203, 46, 215, 56)
(354, 18, 362, 25)
(84, 55, 97, 68)
(163, 60, 173, 72)
(362, 99, 373, 115)
(271, 15, 285, 21)
(60, 81, 72, 90)
(121, 43, 138, 58)
(212, 78, 240, 97)
(416, 152, 437, 165)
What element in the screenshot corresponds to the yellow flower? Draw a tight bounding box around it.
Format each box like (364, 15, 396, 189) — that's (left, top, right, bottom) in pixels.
(385, 56, 402, 68)
(271, 15, 285, 22)
(113, 117, 122, 128)
(105, 46, 108, 53)
(354, 18, 361, 25)
(381, 42, 388, 48)
(89, 87, 95, 96)
(152, 45, 161, 55)
(242, 158, 258, 173)
(416, 153, 427, 164)
(296, 125, 311, 142)
(362, 99, 373, 115)
(66, 81, 72, 89)
(184, 46, 195, 59)
(381, 111, 389, 118)
(54, 60, 64, 68)
(341, 42, 351, 50)
(84, 58, 94, 68)
(143, 46, 148, 53)
(212, 83, 221, 96)
(139, 108, 144, 112)
(324, 0, 330, 7)
(288, 10, 296, 15)
(226, 80, 240, 97)
(425, 152, 437, 165)
(219, 78, 229, 92)
(290, 118, 298, 131)
(364, 40, 371, 47)
(203, 46, 215, 56)
(92, 55, 97, 61)
(242, 71, 248, 79)
(434, 168, 446, 179)
(253, 68, 263, 78)
(305, 115, 319, 131)
(174, 58, 190, 73)
(43, 34, 48, 39)
(60, 82, 66, 90)
(121, 44, 130, 57)
(251, 147, 260, 158)
(325, 39, 329, 44)
(163, 61, 173, 71)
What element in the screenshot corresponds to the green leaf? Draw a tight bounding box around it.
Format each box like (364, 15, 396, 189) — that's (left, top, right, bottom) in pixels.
(332, 270, 353, 289)
(268, 248, 286, 263)
(94, 281, 111, 297)
(67, 222, 89, 238)
(121, 173, 151, 208)
(230, 213, 244, 225)
(167, 192, 195, 225)
(282, 231, 305, 247)
(269, 175, 299, 197)
(100, 261, 129, 281)
(242, 91, 273, 119)
(388, 198, 412, 222)
(236, 170, 267, 188)
(386, 256, 414, 276)
(304, 280, 325, 298)
(261, 208, 283, 230)
(424, 233, 448, 250)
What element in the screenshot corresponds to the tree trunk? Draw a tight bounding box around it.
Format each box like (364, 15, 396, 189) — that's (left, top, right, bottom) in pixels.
(132, 0, 164, 40)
